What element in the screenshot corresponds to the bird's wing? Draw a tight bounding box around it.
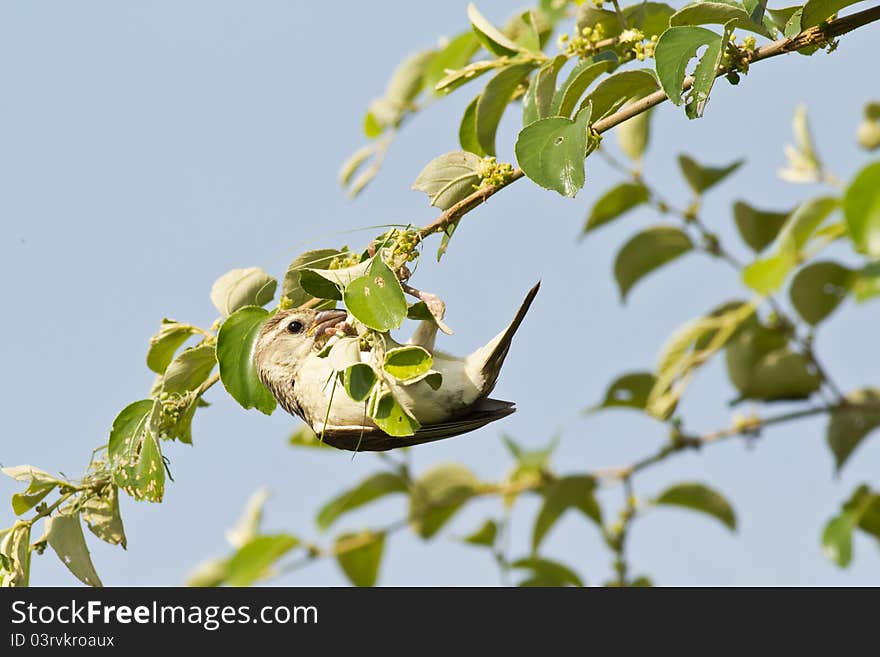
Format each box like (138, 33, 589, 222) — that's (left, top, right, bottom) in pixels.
(466, 282, 540, 396)
(315, 398, 516, 452)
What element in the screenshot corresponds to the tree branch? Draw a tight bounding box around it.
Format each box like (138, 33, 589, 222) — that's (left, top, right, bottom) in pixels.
(415, 5, 880, 243)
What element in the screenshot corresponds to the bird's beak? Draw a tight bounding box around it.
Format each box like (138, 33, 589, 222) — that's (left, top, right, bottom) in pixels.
(311, 309, 348, 337)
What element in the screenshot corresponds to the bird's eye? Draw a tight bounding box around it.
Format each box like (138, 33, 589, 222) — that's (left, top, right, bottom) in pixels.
(286, 320, 305, 335)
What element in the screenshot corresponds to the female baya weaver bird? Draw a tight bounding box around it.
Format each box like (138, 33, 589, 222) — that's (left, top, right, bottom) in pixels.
(254, 283, 539, 451)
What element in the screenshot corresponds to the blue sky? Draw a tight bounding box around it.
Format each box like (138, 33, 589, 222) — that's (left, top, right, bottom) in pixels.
(1, 1, 878, 586)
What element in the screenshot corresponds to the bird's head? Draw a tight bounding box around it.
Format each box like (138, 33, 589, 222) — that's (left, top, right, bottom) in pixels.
(254, 308, 348, 384)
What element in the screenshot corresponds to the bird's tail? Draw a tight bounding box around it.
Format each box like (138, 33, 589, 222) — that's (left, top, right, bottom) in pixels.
(470, 282, 540, 397)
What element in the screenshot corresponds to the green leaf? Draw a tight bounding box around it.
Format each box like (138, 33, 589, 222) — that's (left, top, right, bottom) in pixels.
(779, 104, 824, 182)
(343, 363, 377, 402)
(578, 3, 675, 37)
(533, 475, 601, 551)
(648, 301, 755, 418)
(318, 473, 408, 531)
(550, 56, 617, 119)
(725, 316, 821, 401)
(424, 32, 481, 95)
(844, 160, 880, 257)
(365, 49, 436, 136)
(476, 63, 536, 156)
(523, 55, 567, 126)
(161, 343, 216, 395)
(686, 21, 734, 119)
(822, 512, 854, 567)
(790, 261, 854, 325)
(210, 267, 277, 317)
(857, 102, 880, 151)
(383, 346, 433, 381)
(81, 485, 127, 548)
(146, 319, 200, 375)
(410, 464, 481, 539)
(459, 96, 484, 156)
(225, 488, 271, 549)
(616, 107, 652, 162)
(3, 466, 60, 516)
(463, 519, 498, 547)
(515, 103, 593, 197)
(623, 2, 677, 36)
(282, 249, 343, 308)
(512, 556, 584, 587)
(765, 5, 802, 32)
(583, 181, 649, 233)
(116, 430, 165, 503)
(822, 485, 880, 567)
(338, 145, 374, 188)
(217, 306, 277, 415)
(186, 558, 229, 587)
(733, 201, 791, 252)
(853, 262, 880, 302)
(801, 0, 866, 29)
(372, 391, 421, 437)
(107, 399, 155, 462)
(591, 371, 672, 419)
(298, 270, 343, 301)
(678, 154, 743, 194)
(45, 512, 103, 586)
(434, 59, 507, 96)
(343, 257, 408, 332)
(655, 26, 720, 106)
(506, 9, 544, 52)
(670, 2, 772, 36)
(0, 523, 31, 587)
(226, 534, 299, 586)
(654, 482, 736, 531)
(614, 225, 693, 301)
(582, 69, 659, 122)
(467, 3, 527, 57)
(288, 425, 333, 449)
(827, 389, 880, 472)
(742, 196, 839, 293)
(335, 531, 385, 587)
(413, 151, 482, 209)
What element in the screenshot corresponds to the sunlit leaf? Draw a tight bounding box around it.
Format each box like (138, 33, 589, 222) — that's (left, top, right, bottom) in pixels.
(801, 0, 866, 29)
(467, 3, 528, 56)
(226, 534, 299, 586)
(384, 346, 433, 381)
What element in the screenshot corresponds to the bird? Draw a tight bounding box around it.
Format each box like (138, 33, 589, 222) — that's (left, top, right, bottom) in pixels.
(254, 282, 539, 451)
